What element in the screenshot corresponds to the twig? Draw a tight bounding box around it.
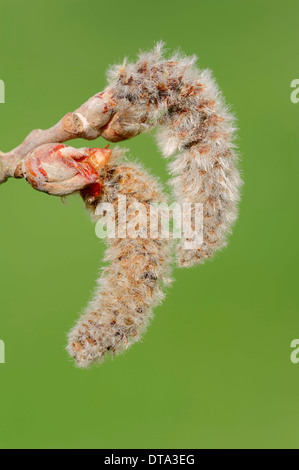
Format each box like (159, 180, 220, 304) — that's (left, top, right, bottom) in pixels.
(0, 88, 116, 183)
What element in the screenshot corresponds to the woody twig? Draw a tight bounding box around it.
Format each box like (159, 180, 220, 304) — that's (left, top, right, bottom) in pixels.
(0, 88, 121, 183)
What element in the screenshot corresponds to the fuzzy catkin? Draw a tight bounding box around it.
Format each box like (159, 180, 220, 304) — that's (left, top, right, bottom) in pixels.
(104, 44, 242, 267)
(67, 150, 172, 368)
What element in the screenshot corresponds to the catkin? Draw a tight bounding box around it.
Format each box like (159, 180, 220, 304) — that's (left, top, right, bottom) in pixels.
(67, 150, 172, 368)
(103, 44, 242, 267)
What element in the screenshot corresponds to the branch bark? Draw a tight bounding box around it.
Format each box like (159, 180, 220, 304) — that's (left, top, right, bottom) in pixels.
(0, 88, 117, 184)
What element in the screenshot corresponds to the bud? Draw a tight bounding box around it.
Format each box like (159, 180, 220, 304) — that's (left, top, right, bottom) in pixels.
(22, 144, 111, 196)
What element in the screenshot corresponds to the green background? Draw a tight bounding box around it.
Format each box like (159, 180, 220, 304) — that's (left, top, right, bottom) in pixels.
(0, 0, 298, 449)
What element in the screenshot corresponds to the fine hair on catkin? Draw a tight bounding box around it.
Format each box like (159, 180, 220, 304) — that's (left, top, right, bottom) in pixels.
(67, 149, 173, 368)
(104, 43, 242, 267)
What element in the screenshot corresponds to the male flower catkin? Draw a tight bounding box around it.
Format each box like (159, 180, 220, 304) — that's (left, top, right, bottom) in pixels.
(21, 143, 172, 368)
(102, 44, 242, 266)
(68, 156, 172, 368)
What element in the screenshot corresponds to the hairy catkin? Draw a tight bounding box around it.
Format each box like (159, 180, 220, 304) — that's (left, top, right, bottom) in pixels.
(67, 151, 172, 368)
(105, 44, 242, 267)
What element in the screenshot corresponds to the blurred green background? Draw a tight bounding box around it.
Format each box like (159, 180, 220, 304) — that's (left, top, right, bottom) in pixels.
(0, 0, 299, 449)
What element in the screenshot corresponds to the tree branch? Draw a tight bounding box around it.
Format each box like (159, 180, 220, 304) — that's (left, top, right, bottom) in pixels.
(0, 88, 117, 184)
